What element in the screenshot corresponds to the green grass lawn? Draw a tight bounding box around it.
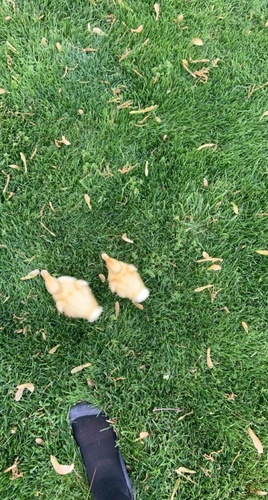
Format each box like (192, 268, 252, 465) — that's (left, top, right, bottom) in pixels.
(1, 0, 268, 498)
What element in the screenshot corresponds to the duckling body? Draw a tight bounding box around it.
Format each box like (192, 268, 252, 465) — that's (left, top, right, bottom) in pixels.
(102, 253, 149, 303)
(41, 270, 103, 322)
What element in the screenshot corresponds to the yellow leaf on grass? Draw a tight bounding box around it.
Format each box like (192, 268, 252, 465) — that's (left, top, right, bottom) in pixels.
(20, 152, 27, 173)
(93, 27, 106, 36)
(203, 177, 209, 187)
(55, 136, 71, 147)
(241, 321, 248, 333)
(15, 383, 35, 401)
(251, 490, 268, 496)
(41, 37, 47, 46)
(207, 264, 221, 271)
(130, 105, 158, 115)
(0, 88, 6, 94)
(49, 201, 55, 212)
(196, 252, 223, 263)
(50, 455, 74, 475)
(231, 202, 239, 215)
(84, 193, 92, 210)
(265, 20, 268, 27)
(71, 362, 91, 374)
(20, 269, 40, 280)
(204, 445, 224, 461)
(191, 37, 203, 46)
(9, 164, 20, 169)
(247, 427, 263, 454)
(197, 143, 217, 151)
(145, 161, 149, 177)
(30, 147, 37, 160)
(78, 47, 98, 53)
(260, 110, 268, 120)
(176, 466, 196, 475)
(115, 301, 120, 318)
(178, 410, 194, 421)
(118, 101, 133, 110)
(224, 392, 237, 400)
(190, 57, 210, 64)
(154, 3, 160, 21)
(40, 222, 56, 237)
(175, 466, 196, 484)
(170, 478, 181, 500)
(61, 135, 71, 145)
(182, 59, 196, 78)
(3, 457, 23, 480)
(135, 431, 149, 441)
(256, 250, 268, 256)
(35, 438, 45, 446)
(130, 25, 143, 33)
(2, 172, 10, 194)
(119, 48, 132, 62)
(206, 347, 213, 369)
(122, 233, 134, 243)
(49, 344, 60, 354)
(194, 67, 209, 83)
(200, 466, 211, 477)
(139, 431, 148, 439)
(118, 164, 137, 174)
(176, 14, 184, 24)
(56, 42, 62, 51)
(194, 284, 213, 292)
